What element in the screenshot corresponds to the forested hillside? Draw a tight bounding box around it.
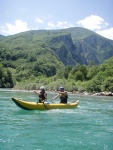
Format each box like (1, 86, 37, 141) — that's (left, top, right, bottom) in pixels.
(0, 27, 113, 92)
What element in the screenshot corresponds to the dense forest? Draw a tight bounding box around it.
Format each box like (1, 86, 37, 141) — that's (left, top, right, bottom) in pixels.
(0, 56, 113, 93)
(0, 27, 113, 92)
(0, 64, 15, 88)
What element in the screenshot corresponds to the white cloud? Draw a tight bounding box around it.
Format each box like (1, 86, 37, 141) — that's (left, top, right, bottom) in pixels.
(56, 21, 73, 28)
(77, 15, 108, 30)
(96, 28, 113, 40)
(48, 21, 73, 29)
(1, 20, 29, 35)
(76, 15, 113, 40)
(48, 22, 55, 27)
(35, 18, 44, 23)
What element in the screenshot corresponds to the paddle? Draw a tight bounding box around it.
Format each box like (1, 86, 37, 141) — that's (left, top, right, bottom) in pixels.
(42, 101, 49, 110)
(34, 91, 49, 110)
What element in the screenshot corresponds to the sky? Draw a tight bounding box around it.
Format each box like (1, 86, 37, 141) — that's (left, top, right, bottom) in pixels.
(1, 0, 113, 40)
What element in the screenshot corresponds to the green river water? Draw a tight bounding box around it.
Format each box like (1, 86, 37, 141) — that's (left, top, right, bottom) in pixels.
(0, 89, 113, 150)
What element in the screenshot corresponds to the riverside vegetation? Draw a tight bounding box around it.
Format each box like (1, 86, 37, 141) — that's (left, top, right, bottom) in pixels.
(0, 27, 113, 93)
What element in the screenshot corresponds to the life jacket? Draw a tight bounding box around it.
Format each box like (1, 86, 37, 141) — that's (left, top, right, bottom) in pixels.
(39, 92, 47, 103)
(59, 92, 68, 103)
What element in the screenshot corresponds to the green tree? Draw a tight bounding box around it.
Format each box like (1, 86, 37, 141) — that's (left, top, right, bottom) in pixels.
(103, 77, 113, 92)
(87, 65, 98, 79)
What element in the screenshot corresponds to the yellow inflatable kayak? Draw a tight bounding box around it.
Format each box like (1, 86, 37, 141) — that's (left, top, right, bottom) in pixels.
(12, 98, 79, 110)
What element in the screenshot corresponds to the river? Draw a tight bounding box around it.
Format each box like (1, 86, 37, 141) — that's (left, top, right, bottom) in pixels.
(0, 89, 113, 150)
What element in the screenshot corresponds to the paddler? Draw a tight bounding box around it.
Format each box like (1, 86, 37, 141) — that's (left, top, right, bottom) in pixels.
(52, 86, 68, 103)
(34, 86, 47, 103)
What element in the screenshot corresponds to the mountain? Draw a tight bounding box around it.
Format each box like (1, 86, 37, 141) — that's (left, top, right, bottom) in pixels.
(0, 34, 5, 40)
(0, 27, 113, 71)
(65, 27, 113, 64)
(0, 34, 5, 38)
(0, 28, 113, 91)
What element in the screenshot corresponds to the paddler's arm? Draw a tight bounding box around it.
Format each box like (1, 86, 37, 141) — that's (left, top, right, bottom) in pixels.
(34, 91, 39, 96)
(51, 94, 59, 100)
(59, 91, 68, 94)
(59, 91, 68, 96)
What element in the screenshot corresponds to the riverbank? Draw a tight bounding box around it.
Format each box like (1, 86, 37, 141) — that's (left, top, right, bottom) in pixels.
(72, 91, 113, 96)
(0, 88, 113, 97)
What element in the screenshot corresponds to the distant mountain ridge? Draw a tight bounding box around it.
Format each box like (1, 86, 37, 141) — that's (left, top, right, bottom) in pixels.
(63, 27, 113, 64)
(1, 27, 113, 91)
(0, 34, 5, 40)
(0, 27, 113, 68)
